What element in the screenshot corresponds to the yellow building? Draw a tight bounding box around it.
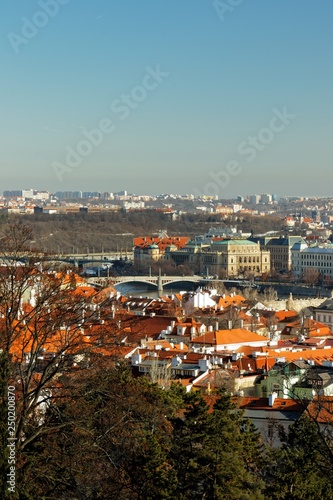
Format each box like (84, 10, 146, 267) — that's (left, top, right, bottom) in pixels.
(200, 239, 270, 277)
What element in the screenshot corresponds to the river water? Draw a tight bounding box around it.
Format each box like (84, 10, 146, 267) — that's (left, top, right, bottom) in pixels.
(115, 281, 331, 300)
(115, 282, 197, 298)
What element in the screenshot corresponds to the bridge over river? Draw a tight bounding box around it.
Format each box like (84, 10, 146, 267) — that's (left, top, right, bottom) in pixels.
(86, 276, 332, 299)
(88, 275, 203, 293)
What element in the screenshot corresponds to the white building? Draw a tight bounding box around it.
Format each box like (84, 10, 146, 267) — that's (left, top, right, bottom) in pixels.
(291, 242, 333, 278)
(314, 298, 333, 330)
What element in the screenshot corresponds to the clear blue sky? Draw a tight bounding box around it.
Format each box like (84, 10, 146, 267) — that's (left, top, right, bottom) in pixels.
(1, 0, 332, 197)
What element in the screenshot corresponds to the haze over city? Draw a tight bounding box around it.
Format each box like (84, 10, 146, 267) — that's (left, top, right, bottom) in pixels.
(1, 1, 333, 196)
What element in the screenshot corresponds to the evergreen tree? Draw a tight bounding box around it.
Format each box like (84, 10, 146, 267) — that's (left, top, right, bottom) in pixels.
(170, 389, 264, 500)
(17, 363, 178, 499)
(170, 390, 212, 498)
(264, 416, 333, 500)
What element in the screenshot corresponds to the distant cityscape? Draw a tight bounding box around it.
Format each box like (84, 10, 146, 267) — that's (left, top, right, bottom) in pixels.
(3, 187, 333, 284)
(1, 188, 332, 219)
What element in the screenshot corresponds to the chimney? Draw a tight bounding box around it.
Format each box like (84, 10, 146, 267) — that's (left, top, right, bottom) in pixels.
(199, 357, 211, 372)
(172, 355, 182, 368)
(190, 326, 196, 340)
(239, 319, 244, 328)
(268, 392, 278, 407)
(228, 320, 233, 330)
(131, 353, 142, 366)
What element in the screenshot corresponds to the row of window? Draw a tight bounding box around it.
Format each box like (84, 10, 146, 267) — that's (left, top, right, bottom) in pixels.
(302, 254, 333, 260)
(293, 264, 333, 272)
(239, 266, 260, 272)
(239, 256, 260, 263)
(316, 314, 333, 324)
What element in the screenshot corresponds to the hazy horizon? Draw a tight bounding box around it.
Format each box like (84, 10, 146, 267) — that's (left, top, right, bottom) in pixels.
(1, 1, 332, 197)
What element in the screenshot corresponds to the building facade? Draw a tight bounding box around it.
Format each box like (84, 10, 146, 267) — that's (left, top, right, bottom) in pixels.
(165, 239, 270, 277)
(205, 239, 270, 277)
(291, 242, 333, 279)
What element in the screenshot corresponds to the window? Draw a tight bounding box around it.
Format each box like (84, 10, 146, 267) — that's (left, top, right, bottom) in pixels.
(268, 422, 274, 438)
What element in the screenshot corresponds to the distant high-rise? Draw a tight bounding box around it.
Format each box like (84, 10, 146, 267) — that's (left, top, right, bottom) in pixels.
(3, 190, 22, 198)
(261, 194, 272, 204)
(312, 210, 321, 222)
(249, 194, 260, 205)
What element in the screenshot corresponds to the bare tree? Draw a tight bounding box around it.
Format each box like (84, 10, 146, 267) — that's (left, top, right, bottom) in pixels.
(303, 268, 320, 286)
(150, 357, 172, 389)
(260, 287, 278, 304)
(0, 224, 98, 495)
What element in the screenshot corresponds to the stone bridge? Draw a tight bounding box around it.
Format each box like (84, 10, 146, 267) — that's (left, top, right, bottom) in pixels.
(88, 275, 203, 292)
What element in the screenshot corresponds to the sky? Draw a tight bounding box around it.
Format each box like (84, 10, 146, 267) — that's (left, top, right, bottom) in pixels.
(1, 0, 333, 198)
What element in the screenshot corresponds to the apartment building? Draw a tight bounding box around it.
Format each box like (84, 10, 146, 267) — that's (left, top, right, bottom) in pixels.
(314, 298, 333, 330)
(265, 236, 305, 271)
(291, 242, 333, 278)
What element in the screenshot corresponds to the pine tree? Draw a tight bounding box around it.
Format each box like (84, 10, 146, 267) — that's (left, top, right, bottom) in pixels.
(264, 416, 333, 500)
(170, 390, 212, 498)
(170, 389, 264, 500)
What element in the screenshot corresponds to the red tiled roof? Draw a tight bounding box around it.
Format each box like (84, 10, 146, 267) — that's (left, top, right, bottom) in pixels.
(237, 397, 303, 412)
(306, 397, 333, 423)
(191, 328, 268, 346)
(282, 318, 332, 337)
(216, 294, 246, 309)
(133, 236, 189, 251)
(274, 310, 298, 322)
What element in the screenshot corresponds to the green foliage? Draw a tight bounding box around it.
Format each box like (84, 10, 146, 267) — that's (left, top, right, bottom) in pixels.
(14, 371, 267, 499)
(264, 416, 333, 500)
(16, 365, 177, 499)
(170, 389, 264, 500)
(7, 360, 333, 499)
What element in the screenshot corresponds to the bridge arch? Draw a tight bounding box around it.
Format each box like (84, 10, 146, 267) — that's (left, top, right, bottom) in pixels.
(114, 278, 158, 288)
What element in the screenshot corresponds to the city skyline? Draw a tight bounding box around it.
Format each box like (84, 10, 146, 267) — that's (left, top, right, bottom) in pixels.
(1, 187, 331, 201)
(1, 1, 333, 196)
